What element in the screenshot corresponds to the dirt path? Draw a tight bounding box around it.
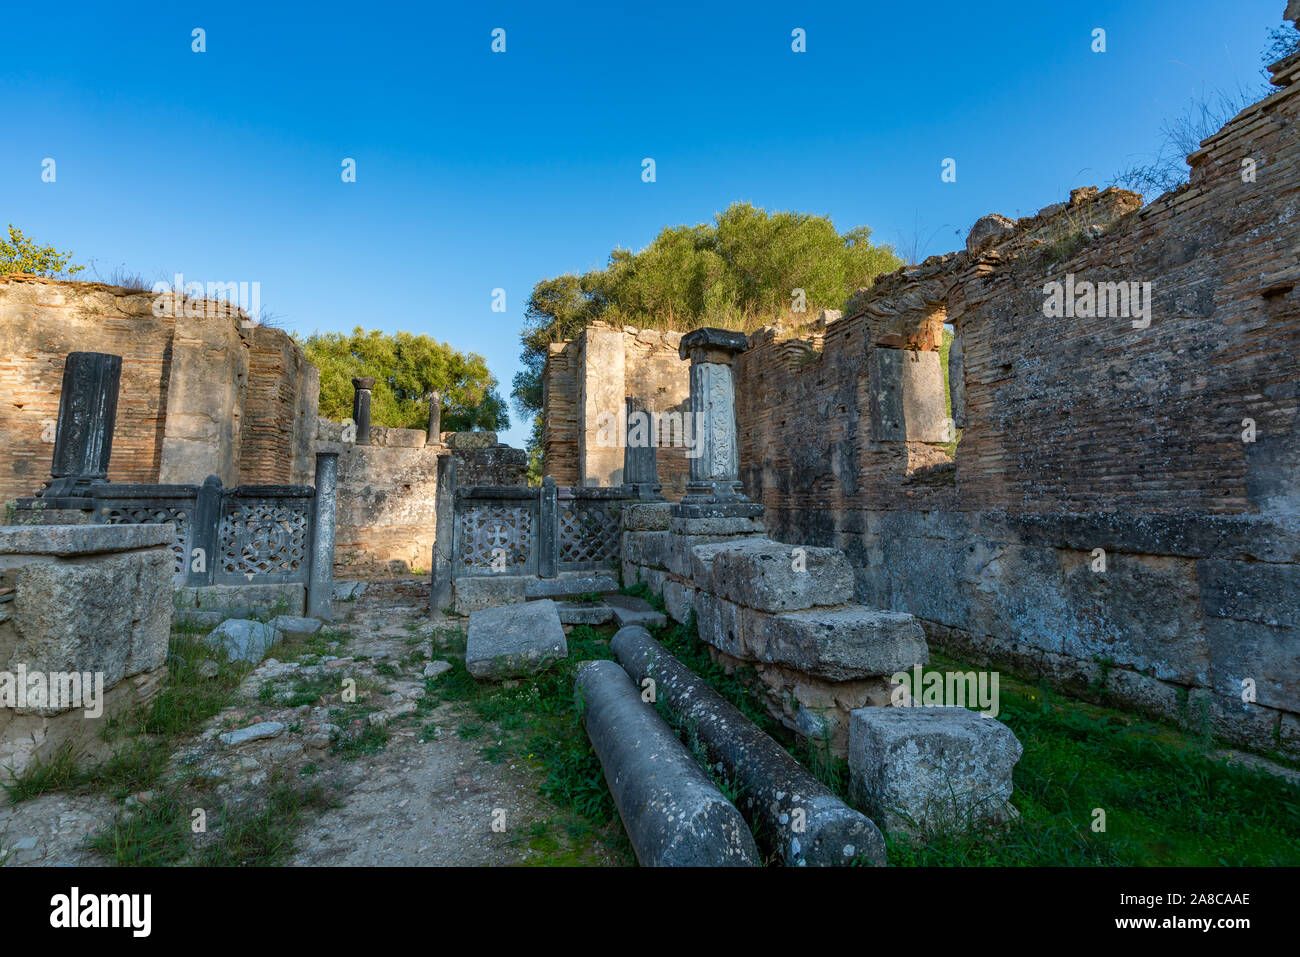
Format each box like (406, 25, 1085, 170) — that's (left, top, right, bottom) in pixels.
(2, 579, 618, 867)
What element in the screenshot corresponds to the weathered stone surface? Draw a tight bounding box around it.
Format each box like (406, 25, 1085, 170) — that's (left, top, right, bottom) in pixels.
(576, 659, 759, 866)
(269, 616, 324, 640)
(332, 580, 368, 601)
(466, 599, 567, 679)
(204, 619, 281, 664)
(175, 582, 307, 619)
(8, 548, 173, 687)
(706, 540, 855, 612)
(219, 721, 285, 748)
(662, 579, 696, 624)
(696, 593, 928, 680)
(623, 502, 674, 531)
(606, 593, 667, 629)
(965, 213, 1018, 254)
(556, 601, 615, 625)
(869, 348, 948, 443)
(523, 575, 618, 599)
(621, 530, 670, 569)
(613, 627, 885, 866)
(452, 574, 528, 614)
(848, 706, 1023, 834)
(423, 660, 453, 679)
(0, 522, 174, 556)
(444, 431, 498, 451)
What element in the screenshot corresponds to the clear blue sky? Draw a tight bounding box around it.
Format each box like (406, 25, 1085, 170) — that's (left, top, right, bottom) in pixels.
(3, 1, 1288, 446)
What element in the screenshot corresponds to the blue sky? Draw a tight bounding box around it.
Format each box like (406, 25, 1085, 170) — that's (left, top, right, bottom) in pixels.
(2, 0, 1287, 446)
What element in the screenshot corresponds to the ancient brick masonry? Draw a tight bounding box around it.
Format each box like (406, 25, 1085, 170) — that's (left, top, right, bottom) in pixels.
(0, 277, 320, 504)
(543, 323, 691, 499)
(732, 53, 1300, 757)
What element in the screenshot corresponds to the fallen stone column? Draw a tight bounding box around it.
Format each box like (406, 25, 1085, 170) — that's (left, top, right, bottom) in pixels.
(611, 625, 886, 866)
(575, 659, 759, 867)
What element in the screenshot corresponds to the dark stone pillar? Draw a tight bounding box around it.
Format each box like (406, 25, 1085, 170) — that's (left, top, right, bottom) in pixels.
(307, 452, 339, 620)
(44, 352, 122, 500)
(426, 390, 442, 445)
(351, 377, 375, 446)
(623, 396, 663, 501)
(538, 475, 558, 579)
(430, 452, 457, 612)
(186, 474, 223, 587)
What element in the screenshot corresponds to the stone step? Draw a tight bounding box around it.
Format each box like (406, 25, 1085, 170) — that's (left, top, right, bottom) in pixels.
(605, 593, 667, 629)
(523, 575, 619, 600)
(696, 593, 928, 681)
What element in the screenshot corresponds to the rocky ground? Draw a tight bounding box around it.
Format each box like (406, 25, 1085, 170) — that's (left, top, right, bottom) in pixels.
(0, 580, 621, 867)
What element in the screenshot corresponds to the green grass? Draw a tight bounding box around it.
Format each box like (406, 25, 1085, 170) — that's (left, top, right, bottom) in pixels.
(649, 620, 1300, 866)
(421, 624, 634, 865)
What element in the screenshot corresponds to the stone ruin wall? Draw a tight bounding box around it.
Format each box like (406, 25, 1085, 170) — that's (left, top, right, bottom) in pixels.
(733, 60, 1300, 757)
(0, 276, 320, 506)
(543, 323, 691, 499)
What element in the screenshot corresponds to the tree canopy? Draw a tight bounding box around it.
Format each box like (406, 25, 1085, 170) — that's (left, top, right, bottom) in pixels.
(512, 201, 902, 426)
(299, 327, 508, 433)
(0, 225, 83, 277)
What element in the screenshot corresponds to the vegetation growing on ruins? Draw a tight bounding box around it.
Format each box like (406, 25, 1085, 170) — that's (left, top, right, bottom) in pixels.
(300, 327, 509, 434)
(448, 586, 1297, 868)
(0, 225, 83, 278)
(511, 202, 903, 458)
(1111, 21, 1300, 197)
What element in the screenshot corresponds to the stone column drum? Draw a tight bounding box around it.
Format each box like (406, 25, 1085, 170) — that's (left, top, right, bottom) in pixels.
(351, 377, 375, 446)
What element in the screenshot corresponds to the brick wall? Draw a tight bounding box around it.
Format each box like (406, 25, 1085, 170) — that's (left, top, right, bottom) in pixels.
(0, 277, 318, 504)
(729, 61, 1300, 756)
(541, 322, 691, 498)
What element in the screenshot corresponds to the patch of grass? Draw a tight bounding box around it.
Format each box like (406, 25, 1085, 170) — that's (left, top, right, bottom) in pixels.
(648, 621, 1300, 866)
(2, 744, 81, 804)
(419, 624, 633, 864)
(196, 777, 335, 866)
(88, 793, 190, 866)
(331, 720, 388, 759)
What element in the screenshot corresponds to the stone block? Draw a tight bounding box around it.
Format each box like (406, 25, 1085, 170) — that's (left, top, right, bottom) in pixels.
(466, 599, 567, 679)
(624, 502, 674, 531)
(622, 530, 670, 569)
(7, 547, 173, 688)
(524, 575, 619, 599)
(452, 575, 528, 614)
(707, 540, 855, 612)
(662, 579, 696, 624)
(269, 616, 324, 640)
(556, 601, 615, 625)
(869, 348, 948, 443)
(848, 707, 1023, 834)
(695, 593, 928, 680)
(444, 431, 498, 450)
(0, 522, 172, 556)
(606, 593, 667, 629)
(204, 619, 281, 664)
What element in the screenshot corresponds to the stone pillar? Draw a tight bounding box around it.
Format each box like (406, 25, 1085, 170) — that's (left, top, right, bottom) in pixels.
(623, 396, 664, 501)
(307, 452, 339, 620)
(186, 474, 223, 587)
(44, 352, 122, 500)
(538, 475, 559, 579)
(426, 390, 442, 445)
(351, 377, 375, 446)
(430, 452, 457, 613)
(676, 328, 754, 510)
